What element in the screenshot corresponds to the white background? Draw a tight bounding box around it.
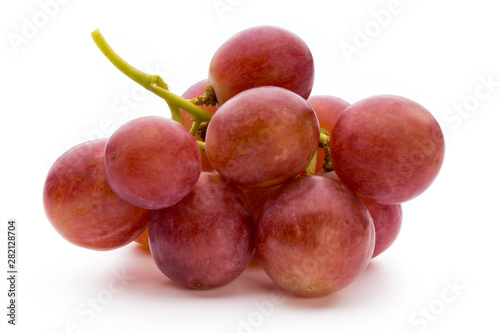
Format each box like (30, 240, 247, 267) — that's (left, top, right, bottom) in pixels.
(1, 0, 499, 332)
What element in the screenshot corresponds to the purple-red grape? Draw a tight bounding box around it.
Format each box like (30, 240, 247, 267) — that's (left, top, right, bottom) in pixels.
(208, 25, 314, 105)
(149, 172, 254, 289)
(361, 197, 402, 258)
(205, 86, 320, 188)
(255, 175, 375, 297)
(43, 139, 151, 250)
(103, 116, 201, 209)
(330, 95, 445, 204)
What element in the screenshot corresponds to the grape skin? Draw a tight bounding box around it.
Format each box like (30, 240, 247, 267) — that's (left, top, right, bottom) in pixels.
(149, 172, 254, 289)
(208, 25, 315, 105)
(361, 197, 402, 258)
(255, 175, 375, 297)
(43, 139, 151, 251)
(330, 95, 445, 204)
(205, 86, 320, 188)
(103, 116, 201, 209)
(239, 185, 281, 220)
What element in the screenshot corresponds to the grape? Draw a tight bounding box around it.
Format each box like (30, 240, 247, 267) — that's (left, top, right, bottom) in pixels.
(361, 197, 402, 258)
(180, 79, 218, 172)
(43, 139, 151, 251)
(330, 95, 445, 204)
(149, 172, 254, 289)
(103, 116, 201, 209)
(308, 95, 350, 130)
(255, 175, 375, 297)
(307, 95, 350, 172)
(239, 185, 281, 220)
(205, 86, 320, 188)
(208, 25, 314, 105)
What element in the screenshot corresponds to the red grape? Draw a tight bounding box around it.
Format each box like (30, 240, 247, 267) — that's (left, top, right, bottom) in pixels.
(103, 116, 201, 209)
(308, 95, 350, 130)
(208, 25, 314, 105)
(307, 95, 350, 172)
(149, 172, 254, 289)
(43, 139, 151, 250)
(255, 175, 375, 297)
(205, 86, 320, 188)
(330, 95, 445, 204)
(361, 197, 402, 258)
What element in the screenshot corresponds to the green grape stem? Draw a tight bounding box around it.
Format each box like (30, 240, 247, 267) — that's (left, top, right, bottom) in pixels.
(190, 85, 218, 107)
(305, 150, 318, 176)
(190, 119, 202, 136)
(319, 131, 334, 172)
(197, 140, 206, 151)
(91, 29, 213, 123)
(196, 122, 209, 141)
(168, 103, 183, 124)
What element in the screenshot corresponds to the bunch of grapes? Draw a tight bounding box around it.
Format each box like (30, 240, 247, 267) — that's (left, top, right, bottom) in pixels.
(43, 26, 445, 297)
